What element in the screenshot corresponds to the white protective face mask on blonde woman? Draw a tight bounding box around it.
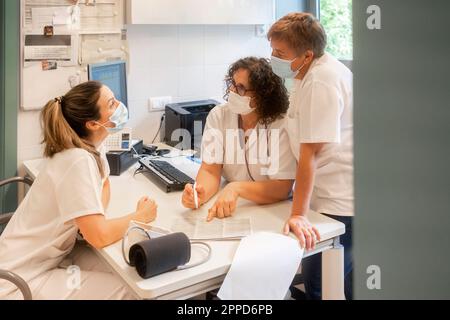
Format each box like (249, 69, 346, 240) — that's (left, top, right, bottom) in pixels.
(97, 102, 129, 134)
(227, 91, 255, 115)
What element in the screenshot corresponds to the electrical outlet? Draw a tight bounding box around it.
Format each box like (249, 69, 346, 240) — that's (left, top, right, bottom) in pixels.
(148, 96, 172, 112)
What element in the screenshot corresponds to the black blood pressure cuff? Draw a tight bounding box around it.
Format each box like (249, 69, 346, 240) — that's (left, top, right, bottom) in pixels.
(129, 232, 191, 279)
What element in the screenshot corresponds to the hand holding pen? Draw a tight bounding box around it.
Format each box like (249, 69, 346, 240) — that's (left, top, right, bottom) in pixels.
(181, 183, 206, 210)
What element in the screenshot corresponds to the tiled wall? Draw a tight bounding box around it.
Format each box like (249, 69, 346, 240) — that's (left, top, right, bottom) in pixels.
(17, 24, 272, 166)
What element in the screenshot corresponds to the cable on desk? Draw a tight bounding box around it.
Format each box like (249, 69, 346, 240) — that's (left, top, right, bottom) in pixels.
(133, 165, 147, 178)
(131, 146, 154, 160)
(152, 114, 166, 144)
(176, 242, 212, 270)
(122, 226, 212, 272)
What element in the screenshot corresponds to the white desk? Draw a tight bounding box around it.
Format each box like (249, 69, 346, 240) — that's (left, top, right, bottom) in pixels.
(23, 148, 346, 300)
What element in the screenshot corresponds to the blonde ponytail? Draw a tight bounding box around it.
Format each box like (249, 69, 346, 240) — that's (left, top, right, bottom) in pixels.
(40, 82, 105, 178)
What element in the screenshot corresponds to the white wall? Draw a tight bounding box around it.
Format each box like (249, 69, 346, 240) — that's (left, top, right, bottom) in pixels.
(17, 24, 272, 166)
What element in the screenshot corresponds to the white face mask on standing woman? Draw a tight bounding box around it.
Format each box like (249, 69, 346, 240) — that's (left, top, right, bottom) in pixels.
(270, 56, 306, 79)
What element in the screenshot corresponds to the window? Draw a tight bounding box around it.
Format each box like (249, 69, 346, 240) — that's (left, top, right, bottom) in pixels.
(319, 0, 353, 60)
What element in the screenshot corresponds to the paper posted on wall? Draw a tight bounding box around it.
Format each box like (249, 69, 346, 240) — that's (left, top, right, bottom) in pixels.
(41, 60, 58, 71)
(24, 34, 78, 67)
(31, 6, 80, 31)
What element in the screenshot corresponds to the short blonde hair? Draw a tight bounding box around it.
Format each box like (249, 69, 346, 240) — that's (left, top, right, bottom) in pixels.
(268, 12, 327, 57)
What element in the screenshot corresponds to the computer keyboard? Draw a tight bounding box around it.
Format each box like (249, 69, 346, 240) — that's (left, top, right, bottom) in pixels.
(138, 158, 195, 193)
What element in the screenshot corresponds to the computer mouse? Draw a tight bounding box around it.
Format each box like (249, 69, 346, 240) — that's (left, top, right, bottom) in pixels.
(155, 149, 171, 157)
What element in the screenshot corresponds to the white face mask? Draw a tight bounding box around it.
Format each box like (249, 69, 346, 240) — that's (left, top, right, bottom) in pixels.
(227, 91, 255, 115)
(271, 56, 306, 79)
(97, 102, 129, 134)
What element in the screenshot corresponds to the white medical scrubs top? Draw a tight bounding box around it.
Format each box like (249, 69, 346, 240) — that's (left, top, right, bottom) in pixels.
(0, 145, 110, 298)
(201, 104, 297, 182)
(287, 53, 354, 217)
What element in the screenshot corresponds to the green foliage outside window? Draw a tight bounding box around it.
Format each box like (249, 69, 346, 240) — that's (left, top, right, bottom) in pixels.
(319, 0, 353, 60)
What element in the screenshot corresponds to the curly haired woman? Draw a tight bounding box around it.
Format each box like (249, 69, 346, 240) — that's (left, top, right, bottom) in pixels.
(181, 57, 297, 221)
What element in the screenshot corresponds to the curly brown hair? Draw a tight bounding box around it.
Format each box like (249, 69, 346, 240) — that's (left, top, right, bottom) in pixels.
(224, 57, 289, 126)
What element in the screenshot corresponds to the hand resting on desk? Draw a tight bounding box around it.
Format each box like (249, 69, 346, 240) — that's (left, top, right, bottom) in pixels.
(75, 196, 158, 249)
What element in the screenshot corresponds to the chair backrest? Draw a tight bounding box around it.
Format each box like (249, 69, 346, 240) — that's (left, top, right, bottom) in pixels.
(0, 177, 33, 234)
(0, 177, 34, 300)
(0, 270, 33, 300)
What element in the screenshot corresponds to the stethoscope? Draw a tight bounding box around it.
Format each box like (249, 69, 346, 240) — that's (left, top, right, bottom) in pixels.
(238, 116, 270, 182)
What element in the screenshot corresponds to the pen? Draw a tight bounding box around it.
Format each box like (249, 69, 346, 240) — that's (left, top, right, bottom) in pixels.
(193, 182, 199, 209)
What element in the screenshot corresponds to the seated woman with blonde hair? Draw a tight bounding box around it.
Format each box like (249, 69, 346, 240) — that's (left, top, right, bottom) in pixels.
(0, 81, 157, 300)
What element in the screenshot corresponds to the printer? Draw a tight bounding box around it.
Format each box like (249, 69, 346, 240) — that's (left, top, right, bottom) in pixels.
(164, 99, 220, 151)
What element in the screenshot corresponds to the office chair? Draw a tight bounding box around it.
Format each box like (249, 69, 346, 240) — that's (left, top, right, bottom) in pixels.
(0, 176, 34, 300)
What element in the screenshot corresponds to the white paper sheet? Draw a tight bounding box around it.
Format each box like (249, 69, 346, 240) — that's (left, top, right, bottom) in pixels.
(218, 232, 303, 300)
(24, 45, 71, 61)
(171, 217, 252, 240)
(31, 6, 77, 30)
(80, 34, 128, 64)
(24, 34, 78, 67)
(52, 7, 72, 25)
(31, 7, 54, 30)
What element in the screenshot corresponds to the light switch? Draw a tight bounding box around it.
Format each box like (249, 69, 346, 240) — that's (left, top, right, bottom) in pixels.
(149, 96, 173, 112)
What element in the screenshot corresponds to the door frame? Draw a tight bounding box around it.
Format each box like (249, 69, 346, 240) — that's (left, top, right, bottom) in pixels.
(0, 0, 20, 212)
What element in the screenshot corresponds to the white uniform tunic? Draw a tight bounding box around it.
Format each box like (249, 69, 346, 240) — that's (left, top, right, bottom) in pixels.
(286, 53, 354, 217)
(0, 146, 135, 300)
(201, 104, 297, 182)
